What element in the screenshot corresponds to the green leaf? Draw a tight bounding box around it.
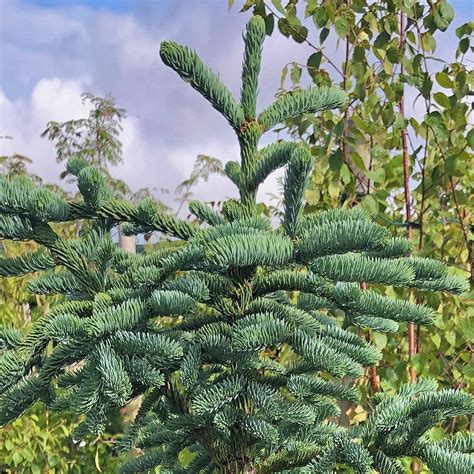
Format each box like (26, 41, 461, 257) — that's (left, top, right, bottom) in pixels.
(360, 195, 379, 215)
(433, 92, 451, 109)
(313, 7, 328, 27)
(421, 74, 433, 99)
(271, 0, 286, 15)
(278, 17, 292, 37)
(265, 13, 275, 36)
(280, 65, 288, 89)
(456, 22, 472, 39)
(407, 31, 416, 44)
(374, 31, 390, 49)
(320, 27, 330, 44)
(307, 52, 322, 72)
(459, 318, 474, 343)
(292, 25, 308, 43)
(445, 331, 456, 347)
(433, 313, 445, 330)
(435, 72, 453, 89)
(365, 168, 385, 183)
(353, 46, 365, 63)
(433, 2, 454, 31)
(334, 120, 344, 138)
(373, 333, 387, 349)
(465, 365, 474, 378)
(334, 17, 349, 39)
(12, 452, 23, 465)
(439, 2, 455, 22)
(386, 47, 399, 64)
(444, 156, 458, 176)
(467, 129, 474, 149)
(329, 149, 343, 171)
(240, 0, 255, 12)
(328, 176, 340, 199)
(421, 33, 436, 52)
(290, 63, 302, 84)
(457, 37, 469, 56)
(340, 163, 351, 185)
(431, 333, 441, 349)
(351, 152, 367, 172)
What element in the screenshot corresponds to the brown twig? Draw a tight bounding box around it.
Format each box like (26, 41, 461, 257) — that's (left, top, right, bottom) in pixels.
(399, 11, 417, 384)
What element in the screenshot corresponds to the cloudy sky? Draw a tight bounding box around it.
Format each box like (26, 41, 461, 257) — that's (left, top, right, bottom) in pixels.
(0, 0, 470, 211)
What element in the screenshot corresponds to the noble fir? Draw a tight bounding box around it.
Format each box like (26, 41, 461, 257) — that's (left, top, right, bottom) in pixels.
(1, 16, 472, 474)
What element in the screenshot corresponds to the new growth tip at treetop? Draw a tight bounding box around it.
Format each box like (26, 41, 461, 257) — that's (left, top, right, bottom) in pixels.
(0, 15, 472, 474)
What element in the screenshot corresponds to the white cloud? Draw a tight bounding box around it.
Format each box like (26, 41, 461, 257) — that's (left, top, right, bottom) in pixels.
(94, 14, 160, 73)
(4, 0, 465, 213)
(1, 0, 310, 210)
(31, 78, 90, 123)
(0, 78, 91, 184)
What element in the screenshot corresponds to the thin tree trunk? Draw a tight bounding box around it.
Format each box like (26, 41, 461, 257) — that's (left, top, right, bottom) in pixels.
(399, 11, 417, 384)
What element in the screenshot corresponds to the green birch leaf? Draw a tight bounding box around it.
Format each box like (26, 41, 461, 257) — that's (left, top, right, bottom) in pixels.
(334, 17, 349, 39)
(320, 27, 330, 44)
(365, 168, 385, 183)
(433, 2, 454, 31)
(292, 25, 308, 43)
(329, 149, 343, 171)
(374, 31, 390, 49)
(313, 7, 328, 27)
(457, 37, 469, 56)
(456, 22, 472, 39)
(386, 47, 399, 64)
(360, 195, 379, 215)
(467, 129, 474, 149)
(340, 163, 351, 185)
(351, 152, 367, 172)
(431, 334, 441, 349)
(373, 333, 387, 349)
(459, 318, 474, 343)
(433, 92, 451, 109)
(280, 65, 288, 89)
(421, 33, 436, 52)
(435, 72, 453, 88)
(240, 0, 255, 12)
(278, 17, 292, 37)
(307, 52, 322, 72)
(271, 0, 286, 15)
(290, 63, 302, 84)
(265, 13, 275, 35)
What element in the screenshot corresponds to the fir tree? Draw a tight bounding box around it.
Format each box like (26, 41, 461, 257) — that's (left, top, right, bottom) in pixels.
(0, 16, 472, 474)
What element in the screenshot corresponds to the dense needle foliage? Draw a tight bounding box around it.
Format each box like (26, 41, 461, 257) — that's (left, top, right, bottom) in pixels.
(0, 17, 472, 473)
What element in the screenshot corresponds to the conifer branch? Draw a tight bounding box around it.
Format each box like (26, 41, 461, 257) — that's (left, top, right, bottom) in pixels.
(0, 251, 55, 277)
(283, 146, 313, 238)
(160, 41, 245, 130)
(258, 86, 347, 132)
(241, 16, 266, 119)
